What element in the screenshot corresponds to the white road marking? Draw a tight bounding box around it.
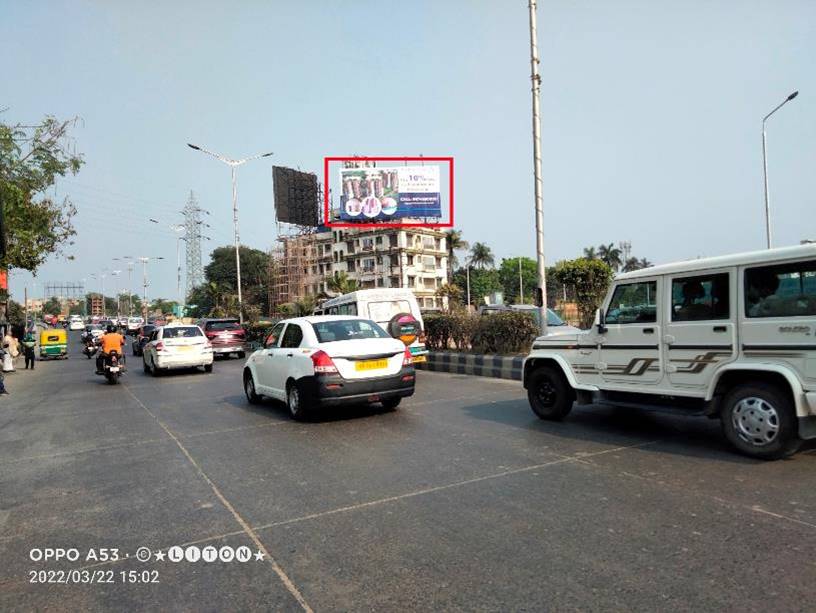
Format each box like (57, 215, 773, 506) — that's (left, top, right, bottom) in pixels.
(123, 384, 313, 613)
(249, 440, 658, 533)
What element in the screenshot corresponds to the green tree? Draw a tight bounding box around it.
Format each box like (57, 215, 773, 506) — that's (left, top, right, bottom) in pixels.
(0, 115, 83, 272)
(279, 295, 316, 317)
(582, 246, 598, 260)
(204, 245, 270, 314)
(435, 282, 463, 312)
(498, 257, 537, 303)
(468, 242, 494, 270)
(150, 298, 178, 315)
(327, 271, 358, 295)
(42, 296, 62, 315)
(445, 229, 469, 279)
(452, 267, 502, 307)
(552, 258, 614, 328)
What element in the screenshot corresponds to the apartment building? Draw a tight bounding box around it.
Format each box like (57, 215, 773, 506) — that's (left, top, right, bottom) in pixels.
(293, 226, 450, 310)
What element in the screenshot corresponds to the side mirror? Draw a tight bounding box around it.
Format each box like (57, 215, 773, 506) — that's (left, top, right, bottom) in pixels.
(595, 308, 607, 334)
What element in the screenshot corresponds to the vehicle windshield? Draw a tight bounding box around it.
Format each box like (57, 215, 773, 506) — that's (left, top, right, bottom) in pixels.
(547, 309, 566, 326)
(311, 319, 390, 343)
(206, 321, 241, 331)
(162, 326, 203, 338)
(140, 325, 156, 336)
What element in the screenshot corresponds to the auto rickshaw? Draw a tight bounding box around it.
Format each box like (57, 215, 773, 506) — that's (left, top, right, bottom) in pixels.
(40, 328, 68, 359)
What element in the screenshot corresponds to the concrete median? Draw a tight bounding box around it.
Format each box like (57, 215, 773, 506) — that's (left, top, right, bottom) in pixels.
(415, 351, 524, 381)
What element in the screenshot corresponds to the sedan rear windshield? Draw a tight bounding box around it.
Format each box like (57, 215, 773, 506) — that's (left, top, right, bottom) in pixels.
(311, 319, 390, 343)
(162, 327, 203, 338)
(205, 321, 241, 331)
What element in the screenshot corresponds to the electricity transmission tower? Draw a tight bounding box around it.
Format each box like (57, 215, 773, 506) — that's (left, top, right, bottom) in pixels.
(183, 191, 209, 297)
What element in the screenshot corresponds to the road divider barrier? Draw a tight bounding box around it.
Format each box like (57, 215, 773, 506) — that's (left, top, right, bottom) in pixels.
(414, 352, 523, 381)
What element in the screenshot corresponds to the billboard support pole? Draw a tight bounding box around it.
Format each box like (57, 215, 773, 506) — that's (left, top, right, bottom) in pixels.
(528, 0, 548, 336)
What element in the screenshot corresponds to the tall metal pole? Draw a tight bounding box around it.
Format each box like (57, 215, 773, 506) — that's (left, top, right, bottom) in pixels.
(231, 165, 243, 323)
(529, 0, 548, 335)
(518, 257, 524, 303)
(761, 91, 798, 249)
(177, 235, 182, 308)
(466, 263, 471, 308)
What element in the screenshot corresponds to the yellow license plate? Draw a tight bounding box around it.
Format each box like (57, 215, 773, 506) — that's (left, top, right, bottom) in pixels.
(177, 346, 194, 352)
(355, 358, 388, 371)
(412, 355, 427, 363)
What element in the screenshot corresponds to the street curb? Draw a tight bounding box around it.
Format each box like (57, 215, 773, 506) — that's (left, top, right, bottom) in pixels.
(415, 352, 524, 381)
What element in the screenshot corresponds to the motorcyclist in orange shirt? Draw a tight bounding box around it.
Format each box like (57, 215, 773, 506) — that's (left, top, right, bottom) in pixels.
(96, 324, 126, 374)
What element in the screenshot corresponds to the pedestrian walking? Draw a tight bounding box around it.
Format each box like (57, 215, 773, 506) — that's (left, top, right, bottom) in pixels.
(22, 332, 36, 370)
(2, 331, 15, 373)
(0, 347, 9, 394)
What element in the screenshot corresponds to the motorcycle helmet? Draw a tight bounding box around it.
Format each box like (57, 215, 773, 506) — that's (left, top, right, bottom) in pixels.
(106, 324, 115, 333)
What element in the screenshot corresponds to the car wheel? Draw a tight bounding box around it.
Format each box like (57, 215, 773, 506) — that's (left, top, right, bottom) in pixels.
(381, 397, 401, 411)
(721, 383, 800, 460)
(527, 366, 573, 420)
(244, 372, 261, 404)
(286, 381, 310, 421)
(204, 363, 213, 373)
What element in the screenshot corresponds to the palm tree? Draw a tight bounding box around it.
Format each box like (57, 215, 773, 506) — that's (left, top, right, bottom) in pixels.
(583, 246, 598, 260)
(327, 271, 358, 295)
(597, 243, 622, 271)
(638, 257, 652, 269)
(622, 257, 640, 272)
(446, 229, 469, 279)
(469, 242, 494, 270)
(435, 282, 463, 312)
(204, 281, 224, 314)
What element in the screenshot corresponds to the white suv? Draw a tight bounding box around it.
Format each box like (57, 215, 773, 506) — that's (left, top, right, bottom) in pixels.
(242, 315, 416, 420)
(142, 324, 213, 375)
(523, 244, 816, 459)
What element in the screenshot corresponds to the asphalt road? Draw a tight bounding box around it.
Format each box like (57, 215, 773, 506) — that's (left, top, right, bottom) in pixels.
(1, 331, 815, 612)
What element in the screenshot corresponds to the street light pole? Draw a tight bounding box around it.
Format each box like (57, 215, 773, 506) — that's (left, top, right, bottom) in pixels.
(762, 90, 799, 249)
(466, 260, 471, 309)
(187, 143, 273, 324)
(528, 0, 548, 335)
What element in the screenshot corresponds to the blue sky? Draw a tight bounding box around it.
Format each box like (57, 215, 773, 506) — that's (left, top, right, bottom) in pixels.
(3, 0, 814, 301)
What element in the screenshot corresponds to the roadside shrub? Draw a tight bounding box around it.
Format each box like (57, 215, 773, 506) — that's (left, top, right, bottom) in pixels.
(471, 311, 538, 354)
(424, 311, 538, 354)
(552, 258, 613, 328)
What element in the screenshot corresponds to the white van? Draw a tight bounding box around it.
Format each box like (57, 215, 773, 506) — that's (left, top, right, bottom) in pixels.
(523, 244, 816, 459)
(316, 289, 428, 362)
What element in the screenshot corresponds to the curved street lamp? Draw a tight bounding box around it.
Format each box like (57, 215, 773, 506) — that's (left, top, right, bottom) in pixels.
(762, 91, 799, 249)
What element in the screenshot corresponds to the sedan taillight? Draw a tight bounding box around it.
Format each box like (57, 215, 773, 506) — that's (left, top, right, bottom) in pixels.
(155, 341, 164, 352)
(311, 350, 338, 375)
(403, 347, 413, 366)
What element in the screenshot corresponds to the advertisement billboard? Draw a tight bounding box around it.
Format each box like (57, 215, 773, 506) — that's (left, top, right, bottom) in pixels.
(273, 166, 320, 227)
(338, 165, 441, 221)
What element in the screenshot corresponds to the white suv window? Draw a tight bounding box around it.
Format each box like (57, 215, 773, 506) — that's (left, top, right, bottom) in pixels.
(745, 260, 816, 318)
(606, 281, 657, 324)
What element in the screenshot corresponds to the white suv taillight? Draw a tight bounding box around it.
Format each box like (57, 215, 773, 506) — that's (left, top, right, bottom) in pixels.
(403, 347, 413, 366)
(311, 350, 338, 375)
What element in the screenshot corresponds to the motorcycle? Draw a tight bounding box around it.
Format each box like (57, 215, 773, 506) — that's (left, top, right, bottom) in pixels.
(98, 350, 125, 384)
(83, 338, 100, 359)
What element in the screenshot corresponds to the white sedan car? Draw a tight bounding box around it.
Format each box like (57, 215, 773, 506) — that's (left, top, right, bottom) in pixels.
(243, 315, 416, 420)
(68, 318, 84, 331)
(142, 324, 213, 375)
